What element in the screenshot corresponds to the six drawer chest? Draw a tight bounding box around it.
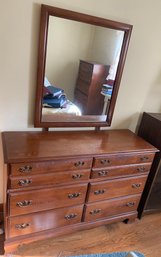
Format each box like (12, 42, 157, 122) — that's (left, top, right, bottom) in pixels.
(2, 129, 158, 254)
(74, 60, 110, 115)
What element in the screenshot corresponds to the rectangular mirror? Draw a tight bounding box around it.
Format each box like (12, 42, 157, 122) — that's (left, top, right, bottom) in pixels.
(34, 5, 132, 128)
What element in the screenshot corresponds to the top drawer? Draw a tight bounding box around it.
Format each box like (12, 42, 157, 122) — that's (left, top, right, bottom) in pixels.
(93, 153, 155, 168)
(10, 158, 93, 176)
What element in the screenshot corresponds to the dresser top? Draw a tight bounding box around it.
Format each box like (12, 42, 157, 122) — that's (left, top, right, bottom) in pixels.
(146, 113, 161, 122)
(2, 129, 157, 163)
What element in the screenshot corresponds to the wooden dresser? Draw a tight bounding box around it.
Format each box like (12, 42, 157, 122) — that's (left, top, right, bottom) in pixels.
(74, 60, 110, 115)
(2, 129, 157, 254)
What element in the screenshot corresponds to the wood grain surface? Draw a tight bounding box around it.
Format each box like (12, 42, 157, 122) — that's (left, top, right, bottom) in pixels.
(0, 213, 160, 257)
(2, 130, 157, 163)
(2, 129, 158, 255)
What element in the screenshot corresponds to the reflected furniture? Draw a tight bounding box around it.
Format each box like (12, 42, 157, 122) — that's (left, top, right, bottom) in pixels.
(137, 112, 161, 217)
(74, 60, 110, 115)
(101, 91, 112, 115)
(2, 129, 157, 254)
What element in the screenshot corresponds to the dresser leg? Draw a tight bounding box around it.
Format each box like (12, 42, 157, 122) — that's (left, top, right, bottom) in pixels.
(123, 217, 136, 224)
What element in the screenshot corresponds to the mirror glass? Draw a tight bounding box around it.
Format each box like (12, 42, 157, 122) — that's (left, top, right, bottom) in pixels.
(34, 5, 132, 127)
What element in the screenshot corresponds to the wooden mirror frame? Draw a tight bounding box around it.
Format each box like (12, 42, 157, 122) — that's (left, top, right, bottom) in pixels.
(34, 4, 132, 128)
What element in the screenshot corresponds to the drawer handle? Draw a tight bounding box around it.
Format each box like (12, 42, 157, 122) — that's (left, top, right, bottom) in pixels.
(15, 223, 30, 230)
(98, 170, 108, 176)
(16, 200, 32, 207)
(100, 159, 110, 165)
(126, 202, 135, 207)
(140, 156, 149, 161)
(18, 165, 32, 173)
(68, 192, 81, 199)
(65, 213, 77, 220)
(90, 209, 101, 215)
(74, 161, 85, 167)
(94, 189, 106, 195)
(72, 174, 83, 179)
(137, 167, 146, 172)
(18, 179, 32, 186)
(132, 183, 142, 189)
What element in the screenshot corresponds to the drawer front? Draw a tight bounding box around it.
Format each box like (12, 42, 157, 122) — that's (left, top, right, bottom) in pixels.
(10, 158, 92, 176)
(93, 153, 154, 168)
(75, 80, 89, 95)
(84, 195, 140, 222)
(74, 90, 87, 104)
(87, 175, 147, 203)
(91, 163, 151, 180)
(9, 183, 88, 216)
(79, 62, 93, 83)
(74, 90, 88, 114)
(78, 72, 91, 83)
(10, 169, 90, 189)
(9, 205, 83, 238)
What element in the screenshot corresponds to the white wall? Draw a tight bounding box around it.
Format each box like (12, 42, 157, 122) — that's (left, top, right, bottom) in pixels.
(89, 27, 123, 65)
(0, 0, 161, 203)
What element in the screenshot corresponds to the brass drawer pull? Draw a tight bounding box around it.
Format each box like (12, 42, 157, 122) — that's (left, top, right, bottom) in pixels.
(132, 183, 142, 189)
(16, 200, 32, 207)
(15, 223, 30, 230)
(126, 202, 135, 207)
(90, 209, 101, 215)
(18, 165, 32, 173)
(72, 174, 83, 179)
(140, 156, 149, 161)
(98, 170, 108, 176)
(18, 179, 32, 186)
(65, 213, 77, 220)
(68, 192, 81, 199)
(137, 167, 145, 172)
(100, 159, 110, 165)
(94, 189, 106, 195)
(74, 161, 85, 167)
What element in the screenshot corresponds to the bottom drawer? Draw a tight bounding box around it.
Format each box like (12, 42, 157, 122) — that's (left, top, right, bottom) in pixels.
(8, 205, 83, 238)
(84, 194, 140, 222)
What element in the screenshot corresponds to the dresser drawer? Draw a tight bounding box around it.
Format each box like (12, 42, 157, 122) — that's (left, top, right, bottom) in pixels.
(75, 80, 89, 95)
(74, 90, 87, 105)
(74, 90, 88, 113)
(91, 163, 151, 180)
(84, 195, 140, 222)
(93, 153, 154, 168)
(9, 183, 88, 216)
(78, 62, 93, 83)
(87, 175, 147, 202)
(10, 169, 90, 189)
(8, 205, 83, 238)
(10, 158, 92, 176)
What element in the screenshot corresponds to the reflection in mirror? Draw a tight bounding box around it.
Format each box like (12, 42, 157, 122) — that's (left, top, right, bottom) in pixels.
(42, 16, 124, 121)
(34, 5, 132, 127)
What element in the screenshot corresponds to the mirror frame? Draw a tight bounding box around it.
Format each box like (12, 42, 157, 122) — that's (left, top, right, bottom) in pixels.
(34, 4, 132, 128)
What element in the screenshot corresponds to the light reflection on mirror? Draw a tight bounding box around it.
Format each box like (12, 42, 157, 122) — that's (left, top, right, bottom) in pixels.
(42, 16, 124, 121)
